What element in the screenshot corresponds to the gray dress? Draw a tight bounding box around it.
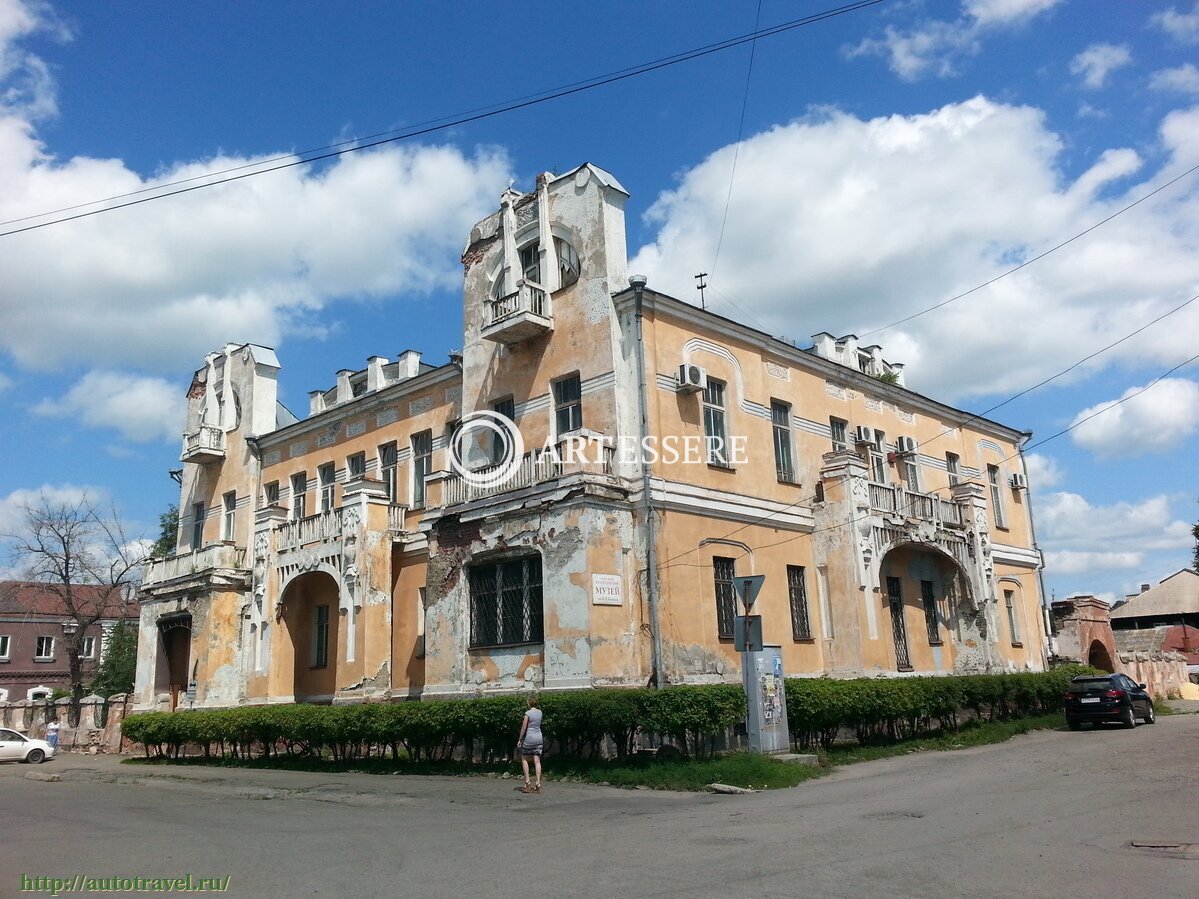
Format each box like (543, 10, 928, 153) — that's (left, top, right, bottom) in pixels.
(521, 708, 544, 755)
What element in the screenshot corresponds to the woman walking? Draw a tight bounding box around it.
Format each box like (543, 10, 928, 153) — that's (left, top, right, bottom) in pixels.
(517, 694, 544, 794)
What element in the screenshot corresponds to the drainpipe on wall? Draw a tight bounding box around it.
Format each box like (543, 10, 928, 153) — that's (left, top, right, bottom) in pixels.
(630, 274, 664, 687)
(1016, 434, 1050, 670)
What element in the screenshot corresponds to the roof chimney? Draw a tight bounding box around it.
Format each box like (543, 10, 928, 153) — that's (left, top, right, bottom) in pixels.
(1140, 583, 1150, 593)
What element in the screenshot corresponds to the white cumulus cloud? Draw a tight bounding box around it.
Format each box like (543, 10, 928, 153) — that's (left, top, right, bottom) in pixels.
(1069, 43, 1132, 89)
(1068, 378, 1199, 458)
(1151, 2, 1199, 43)
(1149, 63, 1199, 94)
(1022, 453, 1063, 489)
(1037, 492, 1194, 557)
(0, 482, 97, 535)
(33, 371, 188, 443)
(1045, 550, 1143, 575)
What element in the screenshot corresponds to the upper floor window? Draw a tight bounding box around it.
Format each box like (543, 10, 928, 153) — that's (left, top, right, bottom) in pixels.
(347, 452, 366, 481)
(412, 431, 433, 509)
(0, 634, 10, 660)
(291, 473, 308, 520)
(830, 417, 848, 453)
(492, 398, 516, 464)
(222, 492, 236, 542)
(379, 443, 398, 503)
(318, 463, 336, 513)
(1004, 589, 1022, 645)
(35, 635, 54, 660)
(468, 555, 544, 648)
(713, 556, 736, 638)
(263, 481, 280, 508)
(555, 237, 580, 289)
(191, 502, 205, 550)
(703, 379, 729, 467)
(869, 430, 887, 484)
(946, 452, 961, 487)
(553, 375, 583, 435)
(787, 565, 812, 641)
(772, 400, 794, 482)
(902, 456, 920, 492)
(81, 635, 96, 659)
(519, 242, 541, 284)
(988, 464, 1007, 528)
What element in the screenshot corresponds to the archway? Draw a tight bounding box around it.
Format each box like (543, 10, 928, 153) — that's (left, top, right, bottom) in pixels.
(1087, 639, 1114, 673)
(155, 614, 192, 710)
(878, 542, 972, 673)
(279, 571, 341, 703)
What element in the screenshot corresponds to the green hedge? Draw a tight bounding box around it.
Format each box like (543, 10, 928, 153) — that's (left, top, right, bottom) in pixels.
(121, 685, 747, 762)
(784, 666, 1095, 750)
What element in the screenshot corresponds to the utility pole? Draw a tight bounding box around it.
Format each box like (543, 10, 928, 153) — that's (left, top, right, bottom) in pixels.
(694, 272, 708, 310)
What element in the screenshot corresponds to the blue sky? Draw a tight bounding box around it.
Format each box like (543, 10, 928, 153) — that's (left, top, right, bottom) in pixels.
(0, 0, 1196, 603)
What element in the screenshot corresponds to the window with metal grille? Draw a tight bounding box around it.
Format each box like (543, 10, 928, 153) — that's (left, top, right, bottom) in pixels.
(379, 443, 398, 502)
(553, 375, 583, 435)
(35, 635, 54, 659)
(319, 463, 336, 512)
(191, 502, 205, 549)
(772, 400, 794, 482)
(222, 491, 236, 541)
(787, 565, 812, 640)
(988, 464, 1007, 528)
(703, 379, 728, 466)
(1004, 589, 1022, 645)
(921, 579, 941, 644)
(946, 453, 961, 486)
(312, 605, 329, 668)
(412, 430, 432, 509)
(830, 417, 848, 452)
(347, 452, 366, 480)
(469, 556, 544, 647)
(713, 556, 736, 638)
(290, 474, 307, 520)
(492, 398, 515, 464)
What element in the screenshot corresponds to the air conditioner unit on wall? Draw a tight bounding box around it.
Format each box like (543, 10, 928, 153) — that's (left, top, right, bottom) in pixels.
(853, 425, 874, 445)
(677, 362, 707, 393)
(1009, 472, 1028, 490)
(896, 436, 917, 455)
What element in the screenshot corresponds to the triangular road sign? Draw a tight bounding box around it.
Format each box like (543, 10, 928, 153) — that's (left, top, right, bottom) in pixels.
(732, 574, 765, 610)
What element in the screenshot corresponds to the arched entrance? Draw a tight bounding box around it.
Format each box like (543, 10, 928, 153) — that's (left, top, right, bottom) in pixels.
(155, 614, 192, 710)
(1087, 639, 1114, 673)
(878, 543, 972, 673)
(279, 571, 341, 703)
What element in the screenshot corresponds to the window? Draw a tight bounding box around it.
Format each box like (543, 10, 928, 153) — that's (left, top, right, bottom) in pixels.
(412, 431, 432, 509)
(191, 502, 205, 550)
(553, 375, 583, 435)
(380, 443, 398, 502)
(347, 452, 366, 480)
(519, 241, 541, 283)
(222, 491, 236, 541)
(492, 398, 515, 464)
(263, 481, 280, 507)
(921, 580, 941, 644)
(817, 566, 834, 639)
(772, 400, 794, 482)
(0, 634, 10, 660)
(988, 464, 1007, 528)
(555, 237, 580, 288)
(946, 453, 961, 487)
(469, 556, 544, 647)
(703, 379, 729, 466)
(81, 635, 96, 658)
(1004, 589, 1022, 645)
(35, 636, 54, 660)
(318, 463, 336, 513)
(445, 419, 462, 470)
(902, 457, 920, 492)
(291, 473, 308, 520)
(312, 605, 330, 668)
(870, 431, 887, 484)
(830, 417, 848, 452)
(713, 556, 736, 639)
(787, 565, 812, 641)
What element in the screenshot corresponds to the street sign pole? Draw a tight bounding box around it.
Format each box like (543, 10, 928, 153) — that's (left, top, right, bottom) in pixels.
(732, 574, 766, 751)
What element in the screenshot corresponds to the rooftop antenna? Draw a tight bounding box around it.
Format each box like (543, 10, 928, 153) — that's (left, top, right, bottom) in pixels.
(694, 272, 708, 310)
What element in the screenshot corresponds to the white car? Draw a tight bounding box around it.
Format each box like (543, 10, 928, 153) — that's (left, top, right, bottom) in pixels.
(0, 727, 56, 763)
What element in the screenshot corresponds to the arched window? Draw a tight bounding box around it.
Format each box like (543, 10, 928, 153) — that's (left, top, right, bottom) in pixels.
(555, 237, 580, 288)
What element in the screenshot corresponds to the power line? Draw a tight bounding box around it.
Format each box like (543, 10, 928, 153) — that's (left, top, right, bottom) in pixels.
(857, 163, 1199, 339)
(0, 0, 889, 239)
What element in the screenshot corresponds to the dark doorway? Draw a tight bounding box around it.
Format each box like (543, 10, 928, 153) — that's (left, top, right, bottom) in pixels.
(157, 614, 192, 710)
(1087, 640, 1114, 673)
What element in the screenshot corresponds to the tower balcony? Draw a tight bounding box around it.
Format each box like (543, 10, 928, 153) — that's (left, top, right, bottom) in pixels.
(481, 280, 553, 345)
(181, 424, 226, 463)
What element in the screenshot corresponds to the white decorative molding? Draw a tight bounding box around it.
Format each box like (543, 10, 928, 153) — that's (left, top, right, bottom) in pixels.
(765, 361, 790, 381)
(865, 397, 882, 412)
(896, 410, 915, 424)
(825, 382, 847, 400)
(409, 397, 433, 416)
(347, 420, 366, 438)
(289, 442, 308, 457)
(445, 386, 462, 403)
(263, 450, 281, 465)
(377, 408, 398, 426)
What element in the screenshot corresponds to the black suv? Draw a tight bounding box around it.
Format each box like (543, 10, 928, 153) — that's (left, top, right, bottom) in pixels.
(1064, 673, 1155, 730)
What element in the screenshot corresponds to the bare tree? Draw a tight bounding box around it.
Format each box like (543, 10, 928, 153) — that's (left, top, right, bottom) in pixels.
(2, 491, 144, 716)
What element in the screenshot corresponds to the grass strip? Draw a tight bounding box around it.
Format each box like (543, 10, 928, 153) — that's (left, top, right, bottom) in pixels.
(825, 713, 1063, 766)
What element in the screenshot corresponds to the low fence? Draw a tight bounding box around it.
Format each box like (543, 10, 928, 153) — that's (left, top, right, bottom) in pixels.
(0, 694, 132, 754)
(1118, 650, 1188, 699)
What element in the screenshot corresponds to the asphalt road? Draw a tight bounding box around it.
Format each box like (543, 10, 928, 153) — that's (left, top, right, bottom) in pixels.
(2, 714, 1196, 899)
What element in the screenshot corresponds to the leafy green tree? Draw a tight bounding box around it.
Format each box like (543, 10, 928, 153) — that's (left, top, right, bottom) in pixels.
(91, 619, 139, 697)
(150, 504, 179, 558)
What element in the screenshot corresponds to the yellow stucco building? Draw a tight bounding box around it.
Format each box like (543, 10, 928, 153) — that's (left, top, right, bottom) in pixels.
(134, 163, 1047, 710)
